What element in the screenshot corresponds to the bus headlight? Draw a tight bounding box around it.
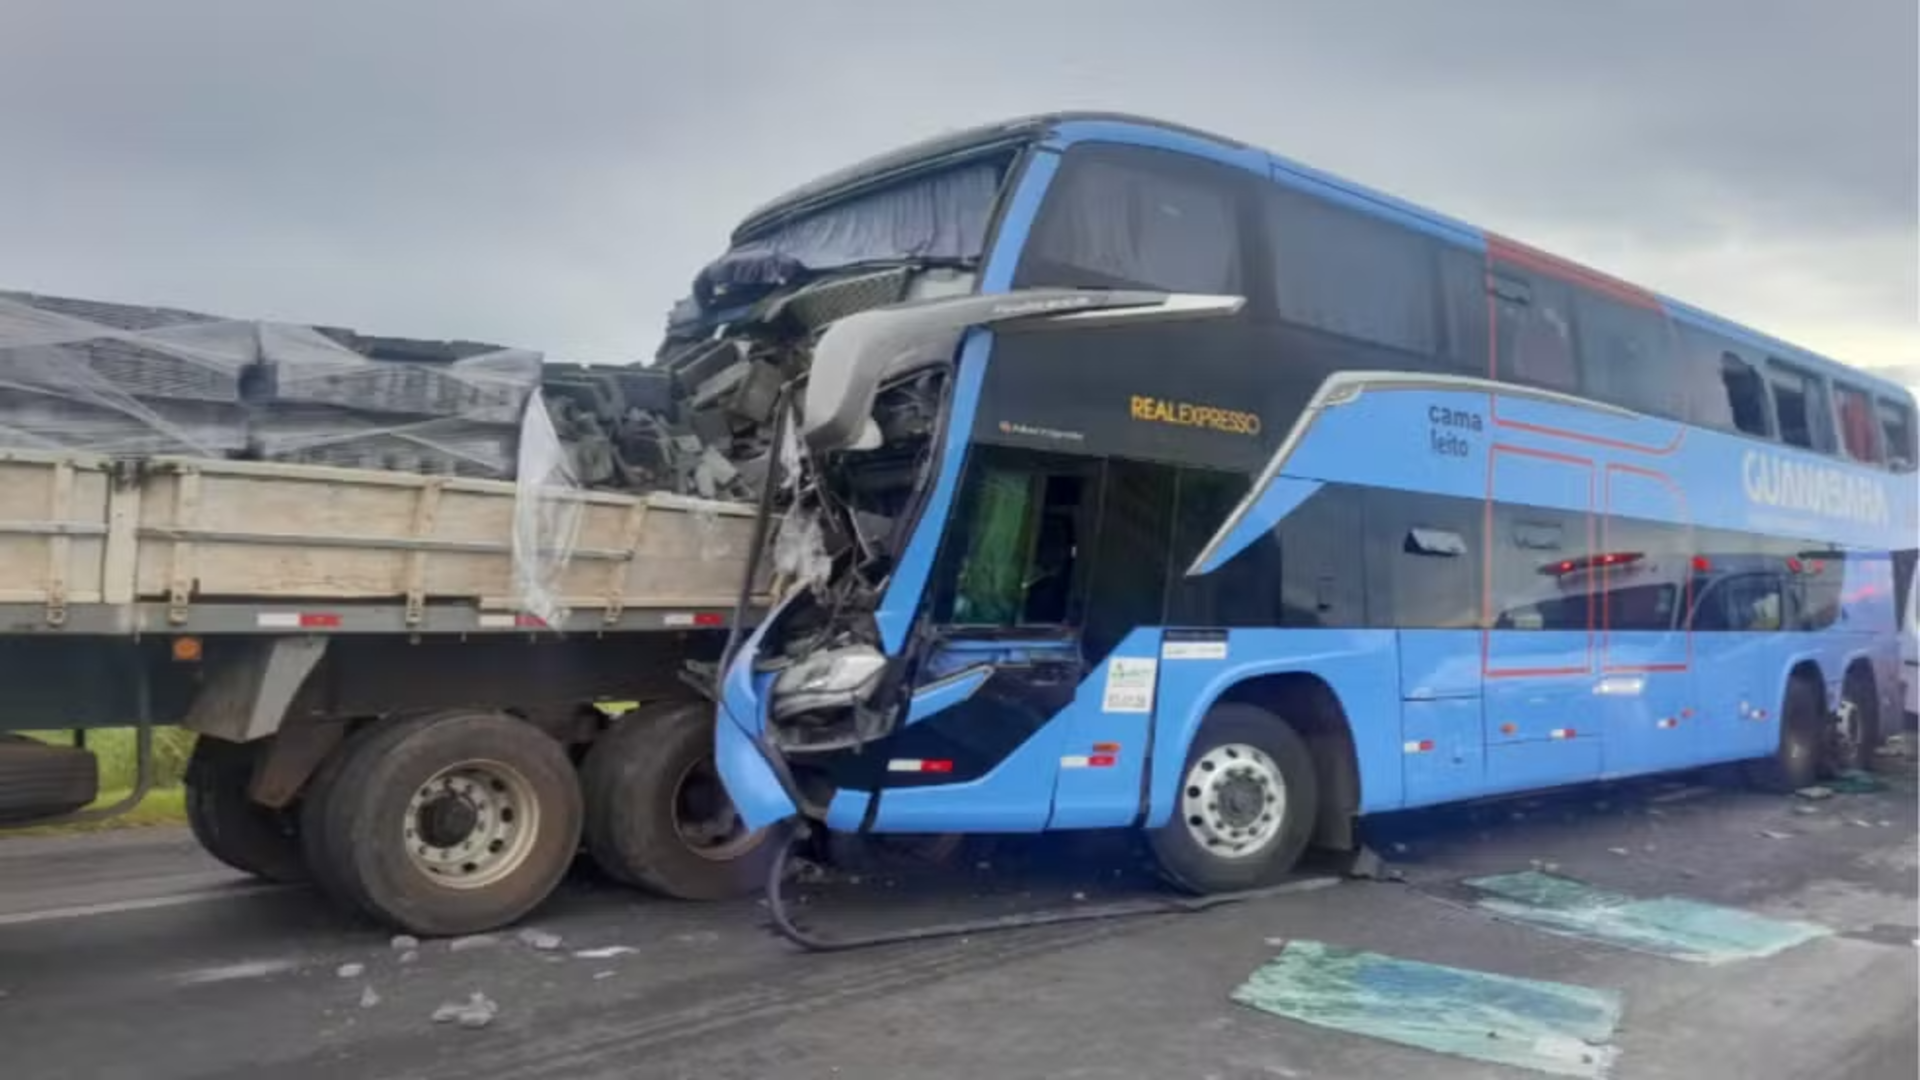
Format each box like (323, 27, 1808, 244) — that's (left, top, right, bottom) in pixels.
(770, 645, 888, 720)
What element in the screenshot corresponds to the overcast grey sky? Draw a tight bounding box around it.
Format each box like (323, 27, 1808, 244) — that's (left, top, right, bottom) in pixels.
(1, 0, 1913, 369)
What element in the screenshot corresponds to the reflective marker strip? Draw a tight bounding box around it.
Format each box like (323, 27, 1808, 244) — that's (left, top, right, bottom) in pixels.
(1059, 755, 1118, 769)
(1657, 717, 1679, 729)
(477, 614, 548, 629)
(257, 612, 339, 628)
(663, 612, 726, 628)
(1060, 756, 1090, 769)
(887, 759, 953, 773)
(1402, 740, 1435, 754)
(1550, 728, 1577, 740)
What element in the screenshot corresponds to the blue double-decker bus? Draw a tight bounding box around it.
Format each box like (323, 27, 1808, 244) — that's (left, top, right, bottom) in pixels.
(659, 113, 1918, 896)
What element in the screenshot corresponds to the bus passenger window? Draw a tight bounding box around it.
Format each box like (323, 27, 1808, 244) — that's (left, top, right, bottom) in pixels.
(1719, 353, 1771, 438)
(1878, 398, 1916, 471)
(1017, 146, 1244, 295)
(1833, 384, 1882, 463)
(1492, 272, 1579, 394)
(1766, 360, 1832, 451)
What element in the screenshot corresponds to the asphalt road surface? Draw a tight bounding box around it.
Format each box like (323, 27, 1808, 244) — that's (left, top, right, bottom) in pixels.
(1, 767, 1914, 1080)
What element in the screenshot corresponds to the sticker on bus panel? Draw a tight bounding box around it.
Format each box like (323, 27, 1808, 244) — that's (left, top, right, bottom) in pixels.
(1162, 629, 1229, 661)
(1102, 657, 1159, 713)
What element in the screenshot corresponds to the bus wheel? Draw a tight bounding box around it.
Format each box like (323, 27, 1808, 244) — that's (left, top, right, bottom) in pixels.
(300, 711, 582, 937)
(1147, 703, 1318, 894)
(1745, 675, 1824, 794)
(1826, 668, 1880, 776)
(184, 737, 307, 884)
(582, 700, 775, 900)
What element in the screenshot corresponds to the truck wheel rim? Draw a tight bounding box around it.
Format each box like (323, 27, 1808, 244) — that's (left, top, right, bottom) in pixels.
(1180, 742, 1286, 860)
(672, 757, 764, 862)
(403, 760, 541, 889)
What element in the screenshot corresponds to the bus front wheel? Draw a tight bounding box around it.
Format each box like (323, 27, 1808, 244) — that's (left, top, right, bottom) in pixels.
(1147, 703, 1318, 894)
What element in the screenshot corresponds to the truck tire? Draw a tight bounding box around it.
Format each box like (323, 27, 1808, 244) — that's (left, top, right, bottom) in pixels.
(0, 735, 97, 824)
(299, 710, 582, 937)
(1146, 703, 1319, 894)
(184, 737, 307, 884)
(1745, 674, 1824, 793)
(582, 700, 775, 900)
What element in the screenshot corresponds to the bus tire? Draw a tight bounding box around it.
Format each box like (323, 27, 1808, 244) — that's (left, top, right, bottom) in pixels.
(1828, 666, 1881, 776)
(1745, 675, 1824, 794)
(1147, 703, 1318, 894)
(184, 737, 307, 884)
(299, 710, 582, 937)
(581, 700, 775, 900)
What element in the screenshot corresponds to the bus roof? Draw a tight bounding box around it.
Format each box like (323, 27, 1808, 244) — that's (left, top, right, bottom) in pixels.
(734, 112, 1907, 398)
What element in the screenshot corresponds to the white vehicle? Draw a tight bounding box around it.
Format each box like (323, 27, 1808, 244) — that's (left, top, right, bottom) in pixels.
(1902, 559, 1918, 725)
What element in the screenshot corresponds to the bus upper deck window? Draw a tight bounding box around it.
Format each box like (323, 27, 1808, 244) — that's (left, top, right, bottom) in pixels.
(1833, 383, 1882, 463)
(1878, 397, 1917, 472)
(1766, 360, 1833, 451)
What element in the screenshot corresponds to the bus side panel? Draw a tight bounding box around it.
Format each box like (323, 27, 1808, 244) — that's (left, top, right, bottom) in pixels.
(871, 644, 1150, 834)
(1045, 628, 1163, 830)
(1142, 628, 1402, 829)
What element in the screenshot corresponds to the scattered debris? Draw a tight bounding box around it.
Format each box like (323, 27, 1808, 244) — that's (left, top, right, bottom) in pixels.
(1794, 785, 1834, 801)
(517, 929, 563, 952)
(673, 931, 721, 946)
(572, 946, 638, 960)
(1265, 937, 1287, 947)
(1607, 847, 1630, 857)
(593, 971, 616, 981)
(432, 992, 499, 1029)
(399, 950, 420, 965)
(173, 959, 301, 986)
(336, 963, 366, 980)
(1346, 846, 1389, 880)
(1650, 785, 1715, 805)
(391, 935, 420, 952)
(1530, 860, 1562, 875)
(1071, 892, 1088, 902)
(448, 934, 501, 954)
(1877, 820, 1894, 828)
(1828, 770, 1887, 795)
(359, 985, 381, 1009)
(1848, 819, 1875, 828)
(1761, 830, 1794, 840)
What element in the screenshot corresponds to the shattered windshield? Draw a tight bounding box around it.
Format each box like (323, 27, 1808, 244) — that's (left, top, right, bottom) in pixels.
(675, 159, 1008, 323)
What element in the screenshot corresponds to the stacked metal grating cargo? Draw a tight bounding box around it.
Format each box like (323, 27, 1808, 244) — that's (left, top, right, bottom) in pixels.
(0, 291, 253, 457)
(0, 289, 778, 498)
(248, 323, 542, 479)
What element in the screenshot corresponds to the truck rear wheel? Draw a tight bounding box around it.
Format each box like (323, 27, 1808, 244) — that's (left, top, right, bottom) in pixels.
(582, 700, 774, 900)
(1147, 703, 1318, 894)
(300, 710, 582, 937)
(184, 737, 307, 884)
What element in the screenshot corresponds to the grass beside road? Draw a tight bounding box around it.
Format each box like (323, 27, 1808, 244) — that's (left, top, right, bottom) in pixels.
(4, 728, 196, 836)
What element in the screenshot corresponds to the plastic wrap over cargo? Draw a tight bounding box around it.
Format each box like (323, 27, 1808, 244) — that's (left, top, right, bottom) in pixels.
(0, 291, 254, 456)
(253, 323, 541, 478)
(510, 389, 584, 626)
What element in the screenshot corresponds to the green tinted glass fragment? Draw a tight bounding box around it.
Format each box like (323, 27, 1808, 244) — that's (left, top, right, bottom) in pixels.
(1467, 870, 1830, 964)
(1232, 940, 1622, 1078)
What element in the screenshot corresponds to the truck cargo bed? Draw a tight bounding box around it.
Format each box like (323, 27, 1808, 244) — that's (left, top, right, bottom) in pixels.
(0, 450, 765, 635)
